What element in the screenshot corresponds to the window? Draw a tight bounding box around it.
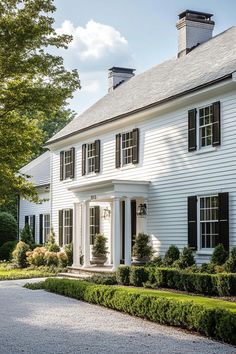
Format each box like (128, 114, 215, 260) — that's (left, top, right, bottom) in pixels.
(199, 105, 213, 148)
(122, 131, 133, 165)
(58, 209, 73, 246)
(60, 148, 75, 180)
(43, 214, 50, 242)
(28, 215, 34, 231)
(188, 102, 221, 152)
(199, 196, 218, 249)
(89, 206, 100, 244)
(87, 142, 96, 173)
(116, 128, 139, 168)
(82, 140, 100, 175)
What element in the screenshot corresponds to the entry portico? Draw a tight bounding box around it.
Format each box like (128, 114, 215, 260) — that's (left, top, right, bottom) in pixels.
(69, 180, 150, 271)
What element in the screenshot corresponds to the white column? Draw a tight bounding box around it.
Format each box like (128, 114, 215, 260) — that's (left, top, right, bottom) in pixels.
(112, 197, 120, 271)
(124, 197, 132, 266)
(82, 201, 90, 267)
(72, 203, 81, 268)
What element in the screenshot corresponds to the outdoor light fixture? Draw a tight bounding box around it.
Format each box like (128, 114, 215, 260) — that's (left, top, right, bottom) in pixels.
(137, 203, 147, 218)
(102, 207, 111, 220)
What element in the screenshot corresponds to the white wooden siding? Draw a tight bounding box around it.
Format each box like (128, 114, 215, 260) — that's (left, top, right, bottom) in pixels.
(51, 89, 236, 263)
(19, 190, 50, 244)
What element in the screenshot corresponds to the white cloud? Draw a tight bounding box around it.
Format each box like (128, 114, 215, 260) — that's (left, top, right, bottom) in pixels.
(82, 80, 100, 93)
(56, 19, 132, 70)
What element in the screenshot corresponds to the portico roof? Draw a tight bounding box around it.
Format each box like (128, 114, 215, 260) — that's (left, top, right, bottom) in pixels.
(68, 179, 150, 201)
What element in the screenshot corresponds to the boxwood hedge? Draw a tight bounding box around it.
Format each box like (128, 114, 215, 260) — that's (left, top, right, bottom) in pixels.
(29, 278, 236, 345)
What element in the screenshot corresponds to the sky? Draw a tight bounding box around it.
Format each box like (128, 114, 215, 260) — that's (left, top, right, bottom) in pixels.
(53, 0, 236, 115)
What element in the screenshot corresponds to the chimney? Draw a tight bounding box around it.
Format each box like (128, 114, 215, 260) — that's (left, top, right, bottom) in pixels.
(176, 10, 215, 58)
(108, 67, 135, 92)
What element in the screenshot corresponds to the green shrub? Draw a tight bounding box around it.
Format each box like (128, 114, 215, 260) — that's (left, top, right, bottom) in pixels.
(163, 245, 180, 266)
(87, 274, 117, 285)
(224, 247, 236, 273)
(33, 278, 236, 345)
(211, 244, 228, 266)
(20, 224, 34, 247)
(200, 263, 216, 274)
(45, 228, 60, 252)
(132, 233, 153, 261)
(44, 251, 58, 266)
(116, 266, 130, 285)
(0, 212, 17, 247)
(175, 247, 195, 269)
(130, 266, 149, 287)
(64, 243, 73, 266)
(12, 241, 30, 268)
(0, 240, 18, 260)
(57, 251, 68, 267)
(147, 256, 163, 267)
(26, 247, 46, 266)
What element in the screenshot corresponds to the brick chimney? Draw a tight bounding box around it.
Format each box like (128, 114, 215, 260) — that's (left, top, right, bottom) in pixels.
(108, 67, 135, 92)
(176, 10, 215, 58)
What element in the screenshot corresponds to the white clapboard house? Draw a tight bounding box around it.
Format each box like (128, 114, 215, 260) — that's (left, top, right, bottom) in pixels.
(20, 10, 236, 270)
(19, 152, 51, 244)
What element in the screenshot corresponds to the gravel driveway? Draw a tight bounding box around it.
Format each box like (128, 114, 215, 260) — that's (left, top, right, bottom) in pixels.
(0, 279, 235, 354)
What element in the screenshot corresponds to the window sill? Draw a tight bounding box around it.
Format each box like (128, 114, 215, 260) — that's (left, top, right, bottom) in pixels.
(85, 172, 98, 178)
(62, 178, 73, 184)
(196, 250, 213, 256)
(118, 163, 137, 171)
(195, 146, 218, 155)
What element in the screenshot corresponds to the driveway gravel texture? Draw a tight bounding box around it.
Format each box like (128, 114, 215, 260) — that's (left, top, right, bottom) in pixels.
(0, 279, 235, 354)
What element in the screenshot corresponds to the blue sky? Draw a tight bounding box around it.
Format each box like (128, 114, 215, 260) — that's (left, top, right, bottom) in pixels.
(53, 0, 236, 114)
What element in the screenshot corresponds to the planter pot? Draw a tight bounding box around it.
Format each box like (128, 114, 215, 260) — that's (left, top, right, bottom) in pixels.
(132, 256, 149, 266)
(90, 254, 107, 266)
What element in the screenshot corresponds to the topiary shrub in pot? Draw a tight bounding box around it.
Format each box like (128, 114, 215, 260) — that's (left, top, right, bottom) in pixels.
(211, 243, 228, 266)
(163, 245, 180, 267)
(132, 233, 153, 265)
(0, 212, 17, 247)
(91, 234, 108, 266)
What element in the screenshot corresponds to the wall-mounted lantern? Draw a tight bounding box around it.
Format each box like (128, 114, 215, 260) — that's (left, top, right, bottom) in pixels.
(137, 203, 147, 218)
(102, 207, 111, 220)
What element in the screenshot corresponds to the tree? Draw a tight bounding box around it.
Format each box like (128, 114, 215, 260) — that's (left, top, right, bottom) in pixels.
(0, 0, 80, 205)
(0, 211, 17, 247)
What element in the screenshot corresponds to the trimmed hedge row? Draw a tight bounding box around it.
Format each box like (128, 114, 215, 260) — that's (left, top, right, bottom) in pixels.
(116, 266, 236, 296)
(30, 278, 236, 345)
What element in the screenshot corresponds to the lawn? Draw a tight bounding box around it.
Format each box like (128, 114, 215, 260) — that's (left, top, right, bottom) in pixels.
(0, 262, 58, 280)
(118, 286, 236, 313)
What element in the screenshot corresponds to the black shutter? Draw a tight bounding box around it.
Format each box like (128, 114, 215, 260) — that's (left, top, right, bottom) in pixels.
(132, 128, 139, 164)
(60, 151, 64, 180)
(212, 101, 221, 146)
(95, 206, 100, 235)
(188, 109, 197, 151)
(188, 196, 197, 250)
(218, 192, 229, 251)
(25, 215, 29, 225)
(59, 210, 63, 246)
(94, 140, 101, 173)
(115, 134, 121, 168)
(70, 147, 75, 178)
(69, 209, 73, 244)
(32, 215, 35, 241)
(82, 144, 87, 176)
(39, 214, 43, 244)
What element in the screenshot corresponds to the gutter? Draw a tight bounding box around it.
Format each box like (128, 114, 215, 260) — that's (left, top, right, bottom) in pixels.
(45, 73, 232, 146)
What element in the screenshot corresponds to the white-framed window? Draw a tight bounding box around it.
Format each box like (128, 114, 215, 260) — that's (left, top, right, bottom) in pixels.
(43, 214, 50, 242)
(28, 215, 34, 231)
(121, 131, 133, 166)
(64, 209, 72, 244)
(199, 195, 219, 250)
(199, 105, 213, 148)
(89, 206, 100, 245)
(64, 150, 73, 179)
(87, 142, 96, 174)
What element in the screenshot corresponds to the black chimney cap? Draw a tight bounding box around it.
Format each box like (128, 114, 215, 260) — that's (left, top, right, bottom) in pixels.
(178, 10, 214, 23)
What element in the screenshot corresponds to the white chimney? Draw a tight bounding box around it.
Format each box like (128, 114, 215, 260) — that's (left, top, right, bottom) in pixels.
(176, 10, 215, 58)
(108, 67, 135, 92)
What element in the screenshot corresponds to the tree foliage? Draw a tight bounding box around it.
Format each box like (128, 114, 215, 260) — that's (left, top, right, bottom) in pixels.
(0, 0, 80, 204)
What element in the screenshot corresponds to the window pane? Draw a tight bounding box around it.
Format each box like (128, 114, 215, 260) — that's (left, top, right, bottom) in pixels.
(200, 196, 219, 249)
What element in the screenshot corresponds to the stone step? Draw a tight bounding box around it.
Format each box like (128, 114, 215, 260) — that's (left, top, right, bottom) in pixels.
(58, 272, 90, 279)
(67, 266, 114, 277)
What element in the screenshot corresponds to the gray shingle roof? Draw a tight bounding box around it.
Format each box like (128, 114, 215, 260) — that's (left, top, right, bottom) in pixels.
(20, 151, 50, 187)
(47, 27, 236, 145)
